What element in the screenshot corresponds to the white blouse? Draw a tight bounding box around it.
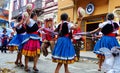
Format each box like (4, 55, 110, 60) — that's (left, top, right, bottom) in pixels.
(58, 21, 74, 32)
(99, 20, 119, 34)
(27, 19, 36, 27)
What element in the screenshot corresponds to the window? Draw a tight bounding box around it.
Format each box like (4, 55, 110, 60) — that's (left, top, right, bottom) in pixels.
(46, 0, 53, 4)
(13, 0, 19, 10)
(20, 0, 24, 7)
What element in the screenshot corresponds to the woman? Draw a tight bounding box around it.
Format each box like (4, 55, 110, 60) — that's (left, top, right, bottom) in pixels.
(8, 15, 26, 67)
(21, 12, 41, 72)
(90, 13, 120, 71)
(52, 13, 78, 73)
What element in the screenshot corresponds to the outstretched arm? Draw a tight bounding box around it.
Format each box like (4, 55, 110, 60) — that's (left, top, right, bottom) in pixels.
(90, 28, 101, 34)
(70, 25, 78, 30)
(15, 19, 24, 28)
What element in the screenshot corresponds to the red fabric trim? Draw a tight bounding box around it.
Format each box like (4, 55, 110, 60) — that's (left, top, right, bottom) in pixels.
(28, 31, 38, 35)
(106, 33, 116, 37)
(65, 34, 69, 37)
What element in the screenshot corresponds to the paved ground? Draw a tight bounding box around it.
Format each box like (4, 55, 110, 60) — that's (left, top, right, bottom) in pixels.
(0, 51, 104, 73)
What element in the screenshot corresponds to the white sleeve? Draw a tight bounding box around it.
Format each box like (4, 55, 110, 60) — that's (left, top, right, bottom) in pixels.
(98, 23, 103, 28)
(28, 19, 35, 27)
(99, 32, 102, 35)
(99, 22, 108, 28)
(68, 22, 74, 29)
(55, 24, 59, 28)
(16, 25, 22, 29)
(116, 21, 120, 26)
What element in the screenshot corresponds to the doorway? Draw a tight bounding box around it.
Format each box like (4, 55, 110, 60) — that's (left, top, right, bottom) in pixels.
(86, 23, 99, 51)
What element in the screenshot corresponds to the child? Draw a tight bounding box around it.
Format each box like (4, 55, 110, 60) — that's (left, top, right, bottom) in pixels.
(52, 13, 78, 73)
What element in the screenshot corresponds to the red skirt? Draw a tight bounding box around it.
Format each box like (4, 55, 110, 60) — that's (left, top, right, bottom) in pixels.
(22, 39, 41, 57)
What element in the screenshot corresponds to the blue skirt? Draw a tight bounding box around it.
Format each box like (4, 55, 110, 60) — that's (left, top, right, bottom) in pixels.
(8, 34, 27, 51)
(52, 36, 78, 64)
(94, 36, 120, 54)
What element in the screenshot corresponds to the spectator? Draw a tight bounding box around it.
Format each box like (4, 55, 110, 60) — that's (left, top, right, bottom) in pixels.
(1, 29, 8, 53)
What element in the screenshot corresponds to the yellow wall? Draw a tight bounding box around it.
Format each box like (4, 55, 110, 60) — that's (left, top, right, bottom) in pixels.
(109, 0, 120, 12)
(58, 0, 74, 22)
(58, 0, 73, 7)
(76, 0, 108, 16)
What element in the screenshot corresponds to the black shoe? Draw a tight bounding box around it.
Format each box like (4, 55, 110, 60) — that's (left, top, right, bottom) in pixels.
(20, 64, 24, 67)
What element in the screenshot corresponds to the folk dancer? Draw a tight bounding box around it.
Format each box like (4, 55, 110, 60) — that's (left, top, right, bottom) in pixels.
(52, 13, 78, 73)
(90, 13, 120, 71)
(8, 15, 26, 67)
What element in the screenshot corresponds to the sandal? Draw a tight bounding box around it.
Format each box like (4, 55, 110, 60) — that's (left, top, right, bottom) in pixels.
(98, 68, 101, 71)
(24, 67, 30, 72)
(33, 67, 39, 72)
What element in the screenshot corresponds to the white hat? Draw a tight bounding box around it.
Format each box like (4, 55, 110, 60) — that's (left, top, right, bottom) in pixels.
(26, 3, 33, 10)
(77, 7, 86, 17)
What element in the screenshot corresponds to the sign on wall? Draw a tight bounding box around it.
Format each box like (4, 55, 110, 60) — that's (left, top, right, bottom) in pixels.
(86, 3, 94, 15)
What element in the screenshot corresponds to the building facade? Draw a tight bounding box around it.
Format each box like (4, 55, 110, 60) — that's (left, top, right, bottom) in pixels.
(58, 0, 74, 22)
(40, 0, 58, 28)
(58, 0, 120, 51)
(0, 0, 10, 27)
(12, 0, 42, 17)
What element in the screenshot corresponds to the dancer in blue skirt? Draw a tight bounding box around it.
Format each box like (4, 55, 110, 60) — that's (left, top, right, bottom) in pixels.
(8, 15, 26, 67)
(90, 13, 120, 71)
(52, 13, 78, 73)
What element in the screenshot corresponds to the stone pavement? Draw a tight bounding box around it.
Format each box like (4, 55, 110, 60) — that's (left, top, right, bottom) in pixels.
(80, 51, 97, 58)
(80, 51, 98, 61)
(0, 51, 102, 73)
